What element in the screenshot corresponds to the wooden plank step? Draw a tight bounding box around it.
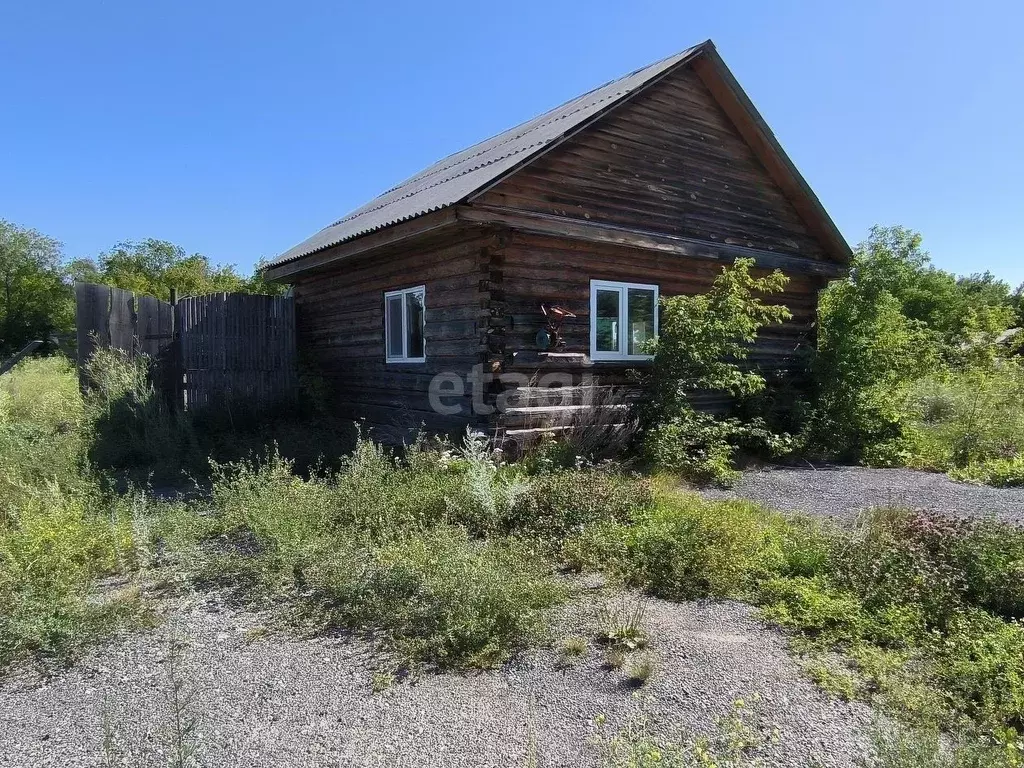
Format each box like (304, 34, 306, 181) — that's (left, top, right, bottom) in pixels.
(498, 403, 631, 428)
(498, 422, 632, 445)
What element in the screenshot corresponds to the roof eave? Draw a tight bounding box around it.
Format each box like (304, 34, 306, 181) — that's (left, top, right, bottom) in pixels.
(263, 208, 460, 282)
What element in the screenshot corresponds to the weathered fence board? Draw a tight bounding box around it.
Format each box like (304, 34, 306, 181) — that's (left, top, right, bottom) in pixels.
(75, 282, 296, 411)
(175, 292, 296, 410)
(137, 294, 174, 358)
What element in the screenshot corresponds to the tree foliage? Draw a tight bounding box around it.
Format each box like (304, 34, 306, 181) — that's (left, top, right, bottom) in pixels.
(68, 239, 282, 301)
(810, 226, 1019, 462)
(0, 220, 73, 355)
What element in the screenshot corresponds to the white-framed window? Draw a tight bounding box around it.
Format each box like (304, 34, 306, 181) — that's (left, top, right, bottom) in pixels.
(589, 280, 658, 361)
(384, 285, 426, 363)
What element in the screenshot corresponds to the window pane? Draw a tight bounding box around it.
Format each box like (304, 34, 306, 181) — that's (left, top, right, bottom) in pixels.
(406, 290, 425, 359)
(627, 288, 655, 356)
(386, 295, 404, 358)
(595, 288, 620, 353)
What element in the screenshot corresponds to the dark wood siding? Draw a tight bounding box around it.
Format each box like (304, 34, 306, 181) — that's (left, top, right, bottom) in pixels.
(493, 231, 825, 417)
(475, 66, 827, 259)
(291, 227, 496, 440)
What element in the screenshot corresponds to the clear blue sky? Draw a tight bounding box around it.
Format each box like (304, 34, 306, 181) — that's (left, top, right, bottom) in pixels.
(3, 0, 1022, 286)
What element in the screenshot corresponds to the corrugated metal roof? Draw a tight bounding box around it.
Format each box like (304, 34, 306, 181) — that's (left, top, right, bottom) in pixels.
(270, 43, 708, 267)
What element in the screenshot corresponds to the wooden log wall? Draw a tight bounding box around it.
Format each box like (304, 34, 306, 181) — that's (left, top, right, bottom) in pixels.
(492, 231, 826, 416)
(291, 228, 497, 441)
(475, 65, 827, 260)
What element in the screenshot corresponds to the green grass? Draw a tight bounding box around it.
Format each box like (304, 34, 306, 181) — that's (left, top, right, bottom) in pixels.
(0, 357, 146, 668)
(596, 699, 768, 767)
(5, 352, 1024, 763)
(894, 363, 1024, 486)
(559, 484, 1024, 749)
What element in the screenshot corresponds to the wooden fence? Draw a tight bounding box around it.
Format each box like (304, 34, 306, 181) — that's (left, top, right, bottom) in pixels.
(75, 283, 173, 365)
(74, 282, 297, 410)
(177, 292, 297, 409)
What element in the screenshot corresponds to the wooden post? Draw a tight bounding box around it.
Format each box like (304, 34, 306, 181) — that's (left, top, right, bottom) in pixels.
(168, 288, 184, 412)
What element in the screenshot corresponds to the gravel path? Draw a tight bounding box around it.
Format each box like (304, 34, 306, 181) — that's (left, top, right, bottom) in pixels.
(0, 593, 872, 767)
(704, 465, 1024, 524)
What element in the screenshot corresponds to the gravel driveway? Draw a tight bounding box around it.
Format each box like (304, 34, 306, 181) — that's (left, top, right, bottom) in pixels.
(704, 465, 1024, 524)
(0, 593, 872, 768)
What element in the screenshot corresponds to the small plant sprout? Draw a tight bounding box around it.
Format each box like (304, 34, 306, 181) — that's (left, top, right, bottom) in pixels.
(604, 647, 627, 670)
(165, 638, 200, 768)
(626, 655, 656, 686)
(370, 667, 396, 693)
(561, 635, 588, 658)
(597, 594, 649, 652)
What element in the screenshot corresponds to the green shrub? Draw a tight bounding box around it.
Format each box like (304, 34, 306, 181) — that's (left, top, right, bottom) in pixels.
(564, 491, 803, 601)
(0, 481, 143, 667)
(835, 508, 969, 629)
(952, 521, 1024, 620)
(0, 357, 87, 494)
(624, 497, 784, 600)
(868, 724, 1015, 768)
(928, 610, 1024, 731)
(900, 365, 1024, 478)
(83, 347, 201, 483)
(951, 456, 1024, 488)
(758, 576, 867, 644)
(639, 258, 793, 486)
(642, 412, 740, 486)
(164, 442, 570, 669)
(0, 357, 146, 668)
(644, 411, 793, 487)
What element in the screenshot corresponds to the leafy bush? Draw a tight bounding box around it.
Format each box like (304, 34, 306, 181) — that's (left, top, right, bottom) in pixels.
(0, 483, 143, 667)
(0, 357, 147, 668)
(898, 364, 1024, 483)
(157, 437, 572, 669)
(563, 490, 817, 601)
(750, 507, 1024, 736)
(953, 521, 1024, 619)
(871, 723, 1020, 768)
(758, 576, 867, 644)
(0, 356, 87, 493)
(503, 468, 653, 540)
(808, 226, 1020, 472)
(639, 258, 793, 486)
(928, 610, 1024, 732)
(643, 411, 791, 486)
(622, 496, 787, 599)
(834, 508, 969, 629)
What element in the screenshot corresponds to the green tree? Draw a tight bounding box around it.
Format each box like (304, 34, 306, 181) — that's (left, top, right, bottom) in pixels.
(70, 239, 284, 300)
(1010, 283, 1024, 327)
(0, 220, 73, 355)
(808, 226, 985, 461)
(849, 227, 1015, 357)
